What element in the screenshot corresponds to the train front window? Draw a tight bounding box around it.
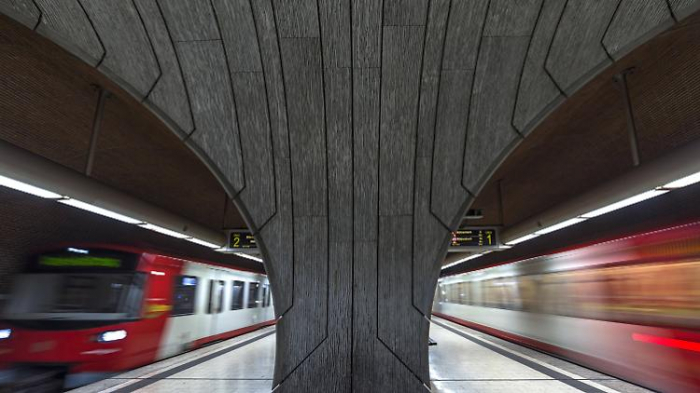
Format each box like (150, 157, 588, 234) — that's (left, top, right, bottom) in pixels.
(3, 272, 145, 320)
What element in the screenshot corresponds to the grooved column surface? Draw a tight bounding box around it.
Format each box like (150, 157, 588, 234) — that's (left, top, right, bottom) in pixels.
(1, 0, 694, 391)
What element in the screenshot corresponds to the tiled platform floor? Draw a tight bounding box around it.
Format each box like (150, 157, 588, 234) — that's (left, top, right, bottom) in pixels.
(72, 319, 650, 393)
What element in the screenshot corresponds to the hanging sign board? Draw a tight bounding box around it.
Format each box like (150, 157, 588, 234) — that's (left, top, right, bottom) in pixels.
(449, 227, 499, 251)
(228, 230, 257, 250)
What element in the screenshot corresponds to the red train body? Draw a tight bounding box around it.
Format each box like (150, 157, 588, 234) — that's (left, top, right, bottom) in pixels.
(0, 246, 274, 389)
(435, 221, 700, 392)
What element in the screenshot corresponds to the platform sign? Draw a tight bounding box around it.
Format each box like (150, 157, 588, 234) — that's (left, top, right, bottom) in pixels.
(228, 230, 257, 250)
(449, 227, 498, 250)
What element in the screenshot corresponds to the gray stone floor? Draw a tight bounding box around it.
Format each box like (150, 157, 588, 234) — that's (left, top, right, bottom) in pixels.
(72, 320, 651, 392)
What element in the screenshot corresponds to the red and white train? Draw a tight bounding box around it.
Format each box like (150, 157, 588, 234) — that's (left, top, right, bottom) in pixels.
(434, 221, 700, 392)
(0, 245, 275, 389)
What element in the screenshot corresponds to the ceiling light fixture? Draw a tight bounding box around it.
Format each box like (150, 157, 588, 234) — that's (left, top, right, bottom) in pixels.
(233, 252, 264, 263)
(0, 175, 62, 199)
(186, 237, 223, 249)
(504, 233, 539, 246)
(535, 217, 587, 235)
(663, 171, 700, 189)
(441, 252, 491, 270)
(59, 198, 142, 224)
(139, 223, 189, 239)
(580, 189, 668, 218)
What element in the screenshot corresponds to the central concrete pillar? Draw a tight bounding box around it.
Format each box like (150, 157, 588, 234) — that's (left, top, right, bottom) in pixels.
(241, 2, 469, 391)
(200, 1, 471, 391)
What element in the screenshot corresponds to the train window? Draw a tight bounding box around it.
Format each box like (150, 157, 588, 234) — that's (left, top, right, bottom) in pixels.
(248, 282, 260, 308)
(262, 284, 270, 307)
(231, 280, 245, 310)
(207, 280, 225, 314)
(172, 276, 198, 316)
(263, 284, 272, 307)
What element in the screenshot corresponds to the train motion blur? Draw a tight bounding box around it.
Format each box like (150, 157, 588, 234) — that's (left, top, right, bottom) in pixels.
(434, 222, 700, 392)
(0, 246, 274, 389)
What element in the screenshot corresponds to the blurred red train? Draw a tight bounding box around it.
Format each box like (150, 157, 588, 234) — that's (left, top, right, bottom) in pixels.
(0, 246, 275, 390)
(434, 221, 700, 392)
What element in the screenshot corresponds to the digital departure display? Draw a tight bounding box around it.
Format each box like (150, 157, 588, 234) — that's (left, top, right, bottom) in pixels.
(229, 231, 257, 249)
(39, 256, 122, 268)
(28, 248, 139, 272)
(450, 228, 498, 248)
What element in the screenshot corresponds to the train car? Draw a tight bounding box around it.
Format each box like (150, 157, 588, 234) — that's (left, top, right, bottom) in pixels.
(0, 245, 275, 389)
(434, 222, 700, 393)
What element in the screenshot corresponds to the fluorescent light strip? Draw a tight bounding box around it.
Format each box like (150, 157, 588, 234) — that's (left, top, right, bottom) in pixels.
(581, 189, 668, 218)
(234, 252, 264, 263)
(505, 233, 539, 246)
(535, 217, 587, 235)
(0, 175, 62, 199)
(0, 174, 231, 251)
(663, 171, 700, 189)
(186, 237, 222, 249)
(139, 223, 189, 239)
(59, 198, 142, 224)
(441, 252, 490, 270)
(505, 188, 673, 247)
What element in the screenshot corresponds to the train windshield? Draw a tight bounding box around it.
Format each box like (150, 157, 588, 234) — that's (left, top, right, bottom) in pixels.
(2, 248, 146, 324)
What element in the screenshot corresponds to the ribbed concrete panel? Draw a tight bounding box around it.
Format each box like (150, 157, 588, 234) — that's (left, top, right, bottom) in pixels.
(157, 0, 218, 41)
(670, 0, 700, 19)
(415, 156, 455, 313)
(325, 68, 353, 243)
(512, 0, 567, 134)
(379, 26, 424, 216)
(133, 0, 193, 135)
(232, 72, 276, 229)
(415, 0, 450, 158)
(33, 0, 104, 65)
(81, 0, 159, 97)
(250, 0, 293, 319)
(274, 240, 351, 392)
(251, 0, 290, 160)
(178, 41, 244, 193)
(258, 213, 292, 314)
(274, 0, 319, 38)
(442, 0, 489, 70)
(463, 36, 530, 192)
(320, 0, 351, 241)
(280, 38, 327, 217)
(212, 0, 262, 73)
(383, 0, 429, 26)
(319, 0, 351, 68)
(603, 0, 673, 60)
(352, 241, 378, 391)
(352, 0, 382, 68)
(275, 216, 328, 384)
(484, 0, 542, 37)
(0, 0, 39, 29)
(546, 0, 619, 94)
(413, 0, 453, 323)
(353, 68, 380, 242)
(430, 70, 472, 228)
(414, 153, 454, 383)
(377, 215, 423, 378)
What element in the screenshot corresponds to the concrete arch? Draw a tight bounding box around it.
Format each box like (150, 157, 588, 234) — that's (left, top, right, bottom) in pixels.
(2, 0, 699, 391)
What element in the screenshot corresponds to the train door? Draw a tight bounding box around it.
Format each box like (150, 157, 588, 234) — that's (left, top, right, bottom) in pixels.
(206, 271, 225, 337)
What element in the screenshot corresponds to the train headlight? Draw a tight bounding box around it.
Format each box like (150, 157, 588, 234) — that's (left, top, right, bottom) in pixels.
(97, 330, 127, 342)
(0, 329, 11, 340)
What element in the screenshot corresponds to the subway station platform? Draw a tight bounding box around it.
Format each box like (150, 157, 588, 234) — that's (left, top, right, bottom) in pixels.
(71, 318, 649, 393)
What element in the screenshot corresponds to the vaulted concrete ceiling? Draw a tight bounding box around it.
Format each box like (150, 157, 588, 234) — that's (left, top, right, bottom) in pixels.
(2, 1, 699, 391)
(462, 8, 700, 234)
